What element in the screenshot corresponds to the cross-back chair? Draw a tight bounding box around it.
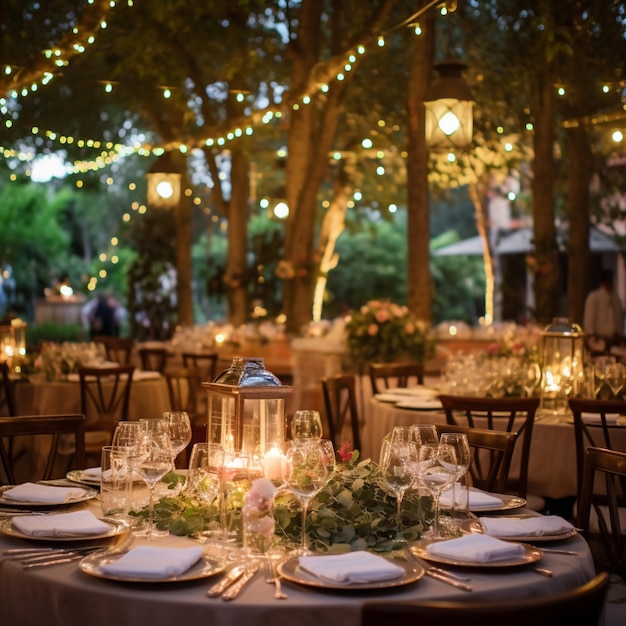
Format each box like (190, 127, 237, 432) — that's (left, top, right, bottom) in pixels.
(0, 414, 86, 484)
(438, 395, 539, 501)
(568, 398, 626, 496)
(361, 571, 609, 626)
(576, 446, 626, 579)
(93, 335, 135, 365)
(0, 361, 15, 417)
(137, 346, 170, 373)
(436, 423, 518, 495)
(78, 365, 135, 464)
(321, 373, 362, 451)
(181, 351, 218, 383)
(369, 361, 424, 395)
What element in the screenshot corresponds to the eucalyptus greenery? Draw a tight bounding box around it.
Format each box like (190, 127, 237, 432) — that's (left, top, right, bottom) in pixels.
(132, 453, 436, 553)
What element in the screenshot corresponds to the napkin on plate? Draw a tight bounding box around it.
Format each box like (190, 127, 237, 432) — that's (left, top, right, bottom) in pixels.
(100, 546, 204, 579)
(83, 467, 103, 480)
(439, 487, 503, 510)
(581, 412, 619, 425)
(3, 482, 86, 504)
(479, 515, 575, 537)
(426, 534, 526, 563)
(298, 551, 405, 584)
(11, 510, 112, 537)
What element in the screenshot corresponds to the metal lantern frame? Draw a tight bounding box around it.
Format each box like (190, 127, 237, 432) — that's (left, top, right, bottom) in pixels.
(146, 153, 181, 209)
(539, 318, 586, 414)
(0, 318, 27, 370)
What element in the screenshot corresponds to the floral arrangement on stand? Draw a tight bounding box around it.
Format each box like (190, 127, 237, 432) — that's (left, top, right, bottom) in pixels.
(31, 341, 104, 381)
(139, 444, 434, 553)
(345, 299, 434, 370)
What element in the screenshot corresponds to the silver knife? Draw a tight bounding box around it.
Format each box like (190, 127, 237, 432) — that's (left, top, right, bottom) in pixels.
(221, 564, 259, 601)
(425, 569, 473, 591)
(206, 564, 247, 597)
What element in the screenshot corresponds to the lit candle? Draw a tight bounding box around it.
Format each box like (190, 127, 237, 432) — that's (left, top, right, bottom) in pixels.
(263, 446, 285, 482)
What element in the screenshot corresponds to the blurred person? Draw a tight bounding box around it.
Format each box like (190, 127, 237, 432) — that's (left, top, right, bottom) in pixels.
(83, 292, 120, 339)
(583, 269, 624, 352)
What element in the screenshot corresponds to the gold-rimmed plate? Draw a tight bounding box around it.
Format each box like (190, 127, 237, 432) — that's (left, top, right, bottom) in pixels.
(470, 516, 578, 543)
(0, 485, 99, 508)
(65, 470, 101, 487)
(78, 551, 225, 583)
(410, 541, 542, 568)
(0, 516, 129, 542)
(277, 556, 424, 590)
(467, 492, 527, 513)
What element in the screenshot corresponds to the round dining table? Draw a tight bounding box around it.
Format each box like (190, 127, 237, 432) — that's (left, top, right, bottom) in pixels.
(0, 498, 596, 626)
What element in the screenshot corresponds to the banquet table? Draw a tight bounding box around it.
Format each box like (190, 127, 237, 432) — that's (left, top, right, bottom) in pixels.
(0, 498, 596, 626)
(12, 371, 172, 422)
(365, 397, 626, 500)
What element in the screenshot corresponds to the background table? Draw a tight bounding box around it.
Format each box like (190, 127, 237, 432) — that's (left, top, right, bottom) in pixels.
(0, 499, 596, 626)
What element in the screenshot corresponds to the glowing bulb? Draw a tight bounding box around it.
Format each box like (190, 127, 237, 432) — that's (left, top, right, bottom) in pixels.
(439, 111, 460, 136)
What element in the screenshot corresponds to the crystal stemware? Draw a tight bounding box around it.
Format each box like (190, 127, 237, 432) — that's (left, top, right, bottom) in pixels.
(439, 432, 471, 527)
(605, 363, 625, 400)
(187, 442, 224, 538)
(282, 442, 328, 555)
(291, 410, 323, 442)
(163, 411, 192, 464)
(111, 421, 144, 511)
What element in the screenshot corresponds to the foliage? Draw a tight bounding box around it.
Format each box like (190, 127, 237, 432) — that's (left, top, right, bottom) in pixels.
(26, 323, 86, 349)
(345, 299, 433, 369)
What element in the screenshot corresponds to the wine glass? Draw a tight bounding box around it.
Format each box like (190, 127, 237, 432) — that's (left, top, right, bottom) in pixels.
(523, 362, 542, 398)
(605, 363, 625, 400)
(416, 443, 458, 539)
(319, 439, 337, 477)
(291, 410, 323, 442)
(111, 421, 144, 511)
(282, 442, 328, 554)
(134, 431, 174, 539)
(409, 424, 439, 448)
(379, 438, 417, 544)
(187, 443, 224, 538)
(439, 432, 471, 528)
(163, 411, 192, 468)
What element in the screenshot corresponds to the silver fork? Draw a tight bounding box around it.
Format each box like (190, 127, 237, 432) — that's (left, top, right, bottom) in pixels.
(265, 558, 288, 599)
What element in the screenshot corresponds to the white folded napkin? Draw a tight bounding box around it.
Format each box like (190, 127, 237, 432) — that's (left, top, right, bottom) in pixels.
(298, 551, 405, 584)
(581, 412, 619, 424)
(479, 515, 575, 537)
(3, 482, 86, 504)
(439, 487, 503, 510)
(83, 467, 103, 479)
(426, 533, 526, 563)
(12, 510, 111, 537)
(100, 546, 204, 579)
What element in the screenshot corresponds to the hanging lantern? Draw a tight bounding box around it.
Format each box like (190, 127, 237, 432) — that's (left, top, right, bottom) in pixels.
(539, 318, 586, 414)
(0, 317, 27, 372)
(203, 357, 292, 456)
(424, 59, 474, 151)
(146, 152, 181, 209)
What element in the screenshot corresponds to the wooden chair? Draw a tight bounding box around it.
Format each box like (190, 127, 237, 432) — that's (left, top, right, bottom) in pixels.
(438, 395, 540, 501)
(137, 346, 170, 373)
(436, 424, 518, 494)
(361, 571, 609, 626)
(569, 398, 626, 496)
(182, 351, 218, 383)
(577, 446, 626, 579)
(321, 373, 362, 451)
(369, 361, 424, 395)
(93, 335, 135, 365)
(0, 361, 15, 417)
(0, 414, 86, 484)
(78, 365, 135, 464)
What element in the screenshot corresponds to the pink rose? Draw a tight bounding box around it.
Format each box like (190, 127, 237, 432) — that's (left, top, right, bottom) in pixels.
(375, 309, 390, 323)
(404, 322, 415, 335)
(337, 442, 354, 463)
(368, 323, 379, 336)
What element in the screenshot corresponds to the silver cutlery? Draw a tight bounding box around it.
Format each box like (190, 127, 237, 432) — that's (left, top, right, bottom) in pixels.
(3, 546, 104, 568)
(207, 564, 247, 598)
(265, 558, 288, 600)
(221, 564, 259, 600)
(535, 547, 578, 556)
(405, 548, 472, 583)
(532, 567, 553, 577)
(424, 568, 473, 591)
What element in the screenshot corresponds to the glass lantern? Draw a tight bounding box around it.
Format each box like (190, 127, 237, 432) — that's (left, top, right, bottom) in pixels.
(539, 318, 586, 414)
(0, 317, 27, 371)
(203, 357, 292, 455)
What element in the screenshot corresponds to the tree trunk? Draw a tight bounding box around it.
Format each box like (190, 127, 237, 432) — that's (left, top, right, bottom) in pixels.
(225, 149, 251, 327)
(173, 160, 194, 327)
(406, 12, 435, 324)
(531, 64, 560, 325)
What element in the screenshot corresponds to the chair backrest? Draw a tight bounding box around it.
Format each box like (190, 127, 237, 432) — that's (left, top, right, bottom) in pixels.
(438, 394, 540, 498)
(369, 361, 424, 395)
(321, 373, 361, 451)
(436, 423, 518, 494)
(93, 335, 135, 365)
(568, 398, 626, 495)
(361, 571, 609, 626)
(181, 351, 218, 383)
(0, 361, 15, 416)
(576, 446, 626, 578)
(164, 367, 204, 417)
(78, 365, 135, 436)
(0, 414, 86, 484)
(137, 346, 169, 373)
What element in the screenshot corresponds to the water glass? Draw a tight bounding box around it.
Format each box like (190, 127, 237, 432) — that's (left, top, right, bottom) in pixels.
(100, 445, 130, 519)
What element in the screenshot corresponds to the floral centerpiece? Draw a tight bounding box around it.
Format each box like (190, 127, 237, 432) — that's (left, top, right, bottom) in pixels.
(345, 299, 433, 370)
(31, 341, 104, 381)
(141, 444, 434, 553)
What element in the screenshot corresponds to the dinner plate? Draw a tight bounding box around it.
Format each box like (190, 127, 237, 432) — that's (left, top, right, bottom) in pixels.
(65, 470, 101, 487)
(410, 542, 543, 568)
(0, 516, 129, 542)
(0, 485, 99, 508)
(79, 551, 225, 583)
(375, 393, 408, 403)
(466, 492, 527, 513)
(386, 386, 439, 398)
(395, 398, 443, 411)
(277, 555, 424, 590)
(470, 516, 578, 543)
